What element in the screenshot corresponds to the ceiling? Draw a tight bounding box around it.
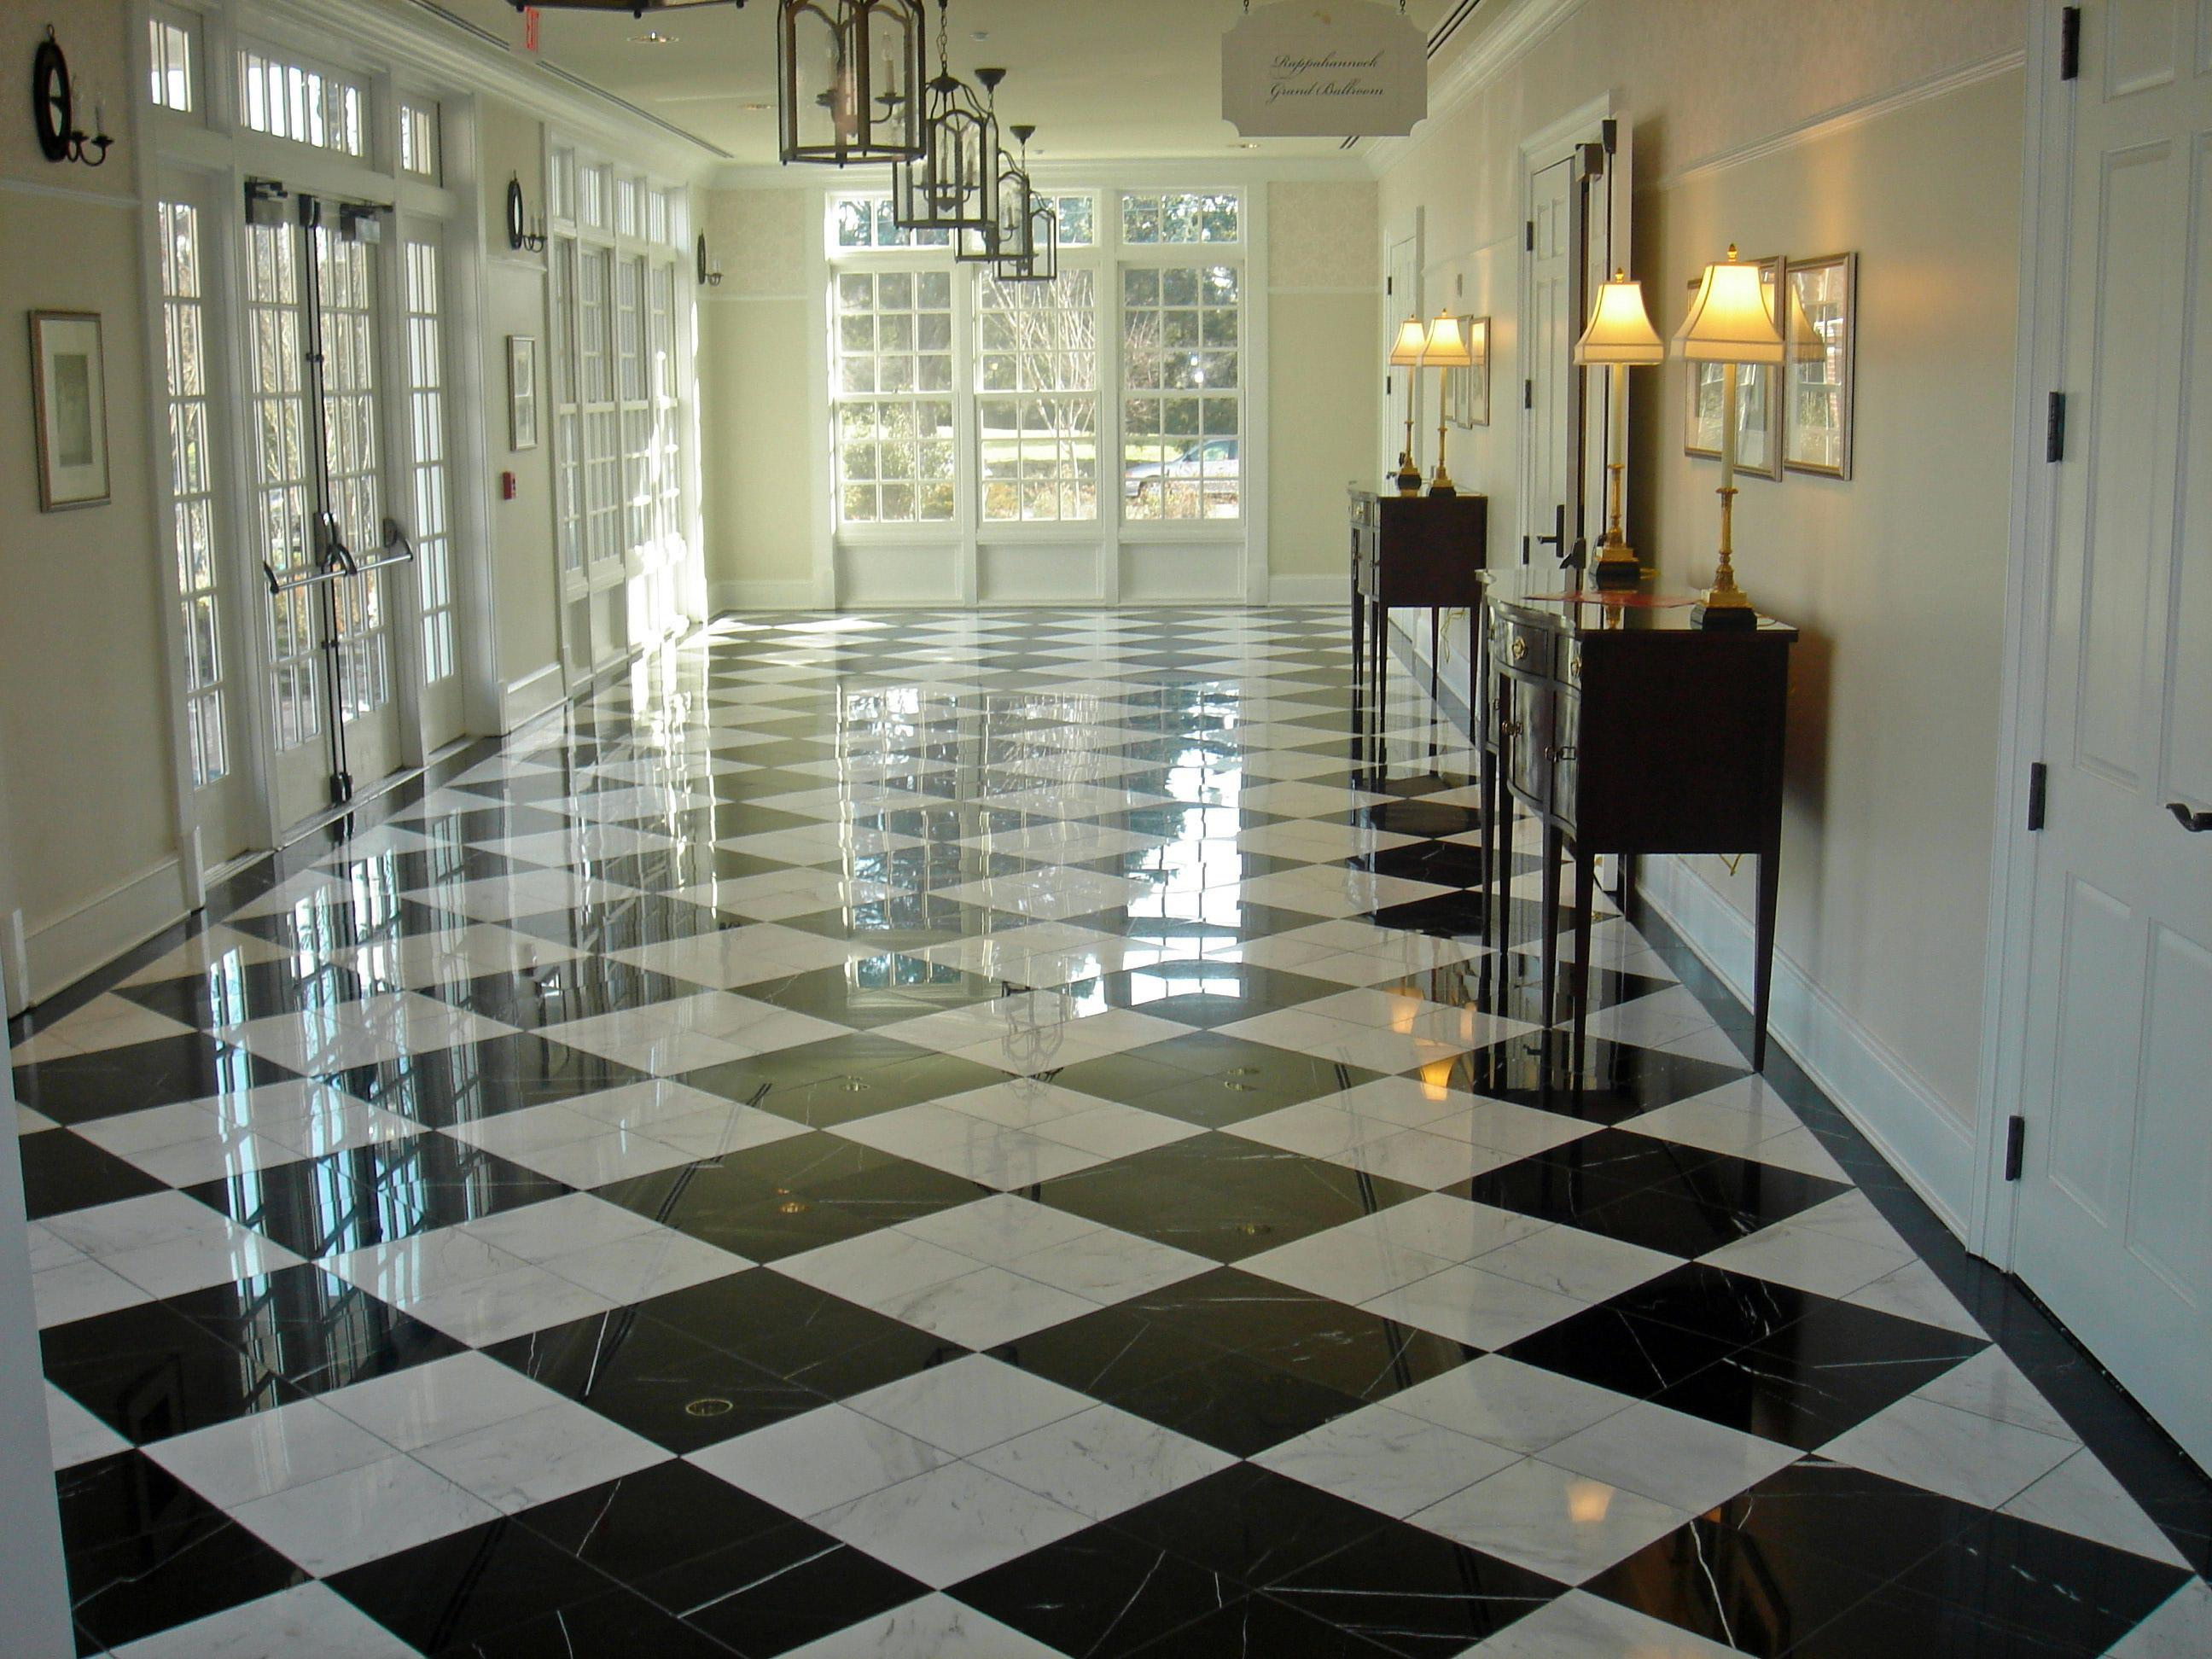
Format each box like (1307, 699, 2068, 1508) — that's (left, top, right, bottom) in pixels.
(429, 0, 1467, 166)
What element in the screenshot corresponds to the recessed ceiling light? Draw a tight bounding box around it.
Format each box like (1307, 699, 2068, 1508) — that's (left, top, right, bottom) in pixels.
(632, 29, 678, 44)
(970, 29, 989, 41)
(1234, 141, 1260, 149)
(741, 101, 771, 112)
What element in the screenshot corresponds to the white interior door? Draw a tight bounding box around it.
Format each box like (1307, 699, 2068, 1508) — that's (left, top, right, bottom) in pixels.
(1523, 156, 1574, 567)
(2011, 0, 2212, 1470)
(1382, 228, 1421, 485)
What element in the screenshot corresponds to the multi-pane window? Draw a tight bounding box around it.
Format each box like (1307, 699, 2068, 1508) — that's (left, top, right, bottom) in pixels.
(576, 246, 620, 566)
(398, 101, 440, 181)
(148, 15, 195, 113)
(835, 268, 956, 523)
(403, 240, 456, 684)
(158, 201, 225, 784)
(242, 220, 318, 751)
(550, 242, 582, 573)
(1122, 264, 1242, 521)
(834, 197, 951, 250)
(237, 48, 365, 157)
(1046, 195, 1097, 247)
(1121, 191, 1241, 246)
(975, 269, 1097, 522)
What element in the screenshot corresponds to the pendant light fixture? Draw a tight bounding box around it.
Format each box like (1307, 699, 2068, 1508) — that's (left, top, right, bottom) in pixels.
(995, 128, 1058, 283)
(893, 2, 1001, 234)
(957, 128, 1035, 265)
(778, 0, 928, 167)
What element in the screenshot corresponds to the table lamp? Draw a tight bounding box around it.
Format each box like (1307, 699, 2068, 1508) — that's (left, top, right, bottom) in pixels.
(1674, 246, 1785, 628)
(1420, 310, 1475, 497)
(1575, 270, 1666, 590)
(1388, 314, 1428, 495)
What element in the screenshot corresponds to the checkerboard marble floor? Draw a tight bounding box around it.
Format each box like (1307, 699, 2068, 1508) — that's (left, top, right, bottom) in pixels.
(13, 608, 2210, 1656)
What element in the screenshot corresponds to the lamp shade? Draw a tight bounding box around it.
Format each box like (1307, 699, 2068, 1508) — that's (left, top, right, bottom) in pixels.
(1388, 315, 1429, 366)
(1575, 273, 1664, 365)
(1784, 282, 1827, 363)
(1674, 248, 1784, 365)
(1420, 310, 1475, 369)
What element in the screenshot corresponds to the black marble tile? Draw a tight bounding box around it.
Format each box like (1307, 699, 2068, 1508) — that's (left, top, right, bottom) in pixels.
(1106, 1344, 1373, 1458)
(1435, 1032, 1754, 1127)
(1036, 1135, 1423, 1261)
(516, 1460, 795, 1582)
(161, 1264, 462, 1394)
(1109, 1464, 1390, 1587)
(1271, 1525, 1563, 1654)
(488, 1307, 829, 1452)
(637, 1269, 959, 1397)
(1895, 1510, 2193, 1652)
(1062, 963, 1345, 1029)
(424, 961, 703, 1032)
(1499, 1305, 1747, 1400)
(1784, 1582, 2107, 1657)
(327, 1033, 649, 1128)
(428, 1586, 742, 1657)
(14, 1034, 297, 1126)
(110, 957, 370, 1027)
(43, 1301, 305, 1445)
(328, 1516, 629, 1651)
(633, 1522, 928, 1654)
(59, 1452, 308, 1653)
(952, 1523, 1242, 1657)
(19, 1129, 167, 1218)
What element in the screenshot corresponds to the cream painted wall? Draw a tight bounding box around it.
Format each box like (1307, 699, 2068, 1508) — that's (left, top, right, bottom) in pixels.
(1268, 180, 1378, 584)
(477, 98, 562, 687)
(699, 188, 817, 605)
(1374, 0, 2027, 1198)
(0, 0, 187, 999)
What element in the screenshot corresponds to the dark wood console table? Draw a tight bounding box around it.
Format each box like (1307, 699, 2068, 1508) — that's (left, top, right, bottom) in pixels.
(1475, 568, 1797, 1071)
(1348, 489, 1488, 696)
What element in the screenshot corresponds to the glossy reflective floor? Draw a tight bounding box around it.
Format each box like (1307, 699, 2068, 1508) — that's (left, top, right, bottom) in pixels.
(13, 608, 2210, 1657)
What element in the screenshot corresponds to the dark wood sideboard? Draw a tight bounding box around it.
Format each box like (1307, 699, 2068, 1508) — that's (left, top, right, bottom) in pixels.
(1348, 490, 1488, 696)
(1475, 568, 1798, 1071)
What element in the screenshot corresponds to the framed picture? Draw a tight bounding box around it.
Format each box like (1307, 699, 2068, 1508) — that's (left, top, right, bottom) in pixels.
(1448, 315, 1490, 428)
(1683, 256, 1784, 480)
(29, 310, 110, 511)
(507, 335, 539, 451)
(1784, 252, 1857, 479)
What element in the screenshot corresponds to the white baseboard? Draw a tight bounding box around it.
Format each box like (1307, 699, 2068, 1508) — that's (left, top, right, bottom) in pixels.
(2, 909, 28, 1018)
(711, 579, 817, 613)
(20, 859, 190, 1009)
(1639, 853, 1977, 1237)
(500, 663, 568, 734)
(1265, 573, 1345, 606)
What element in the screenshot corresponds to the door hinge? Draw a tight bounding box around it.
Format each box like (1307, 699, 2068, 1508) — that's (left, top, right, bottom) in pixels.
(2059, 7, 2081, 80)
(1386, 275, 1394, 296)
(2027, 760, 2049, 831)
(2004, 1115, 2027, 1181)
(1523, 378, 1534, 410)
(2046, 392, 2067, 462)
(1520, 534, 1531, 565)
(1525, 218, 1534, 252)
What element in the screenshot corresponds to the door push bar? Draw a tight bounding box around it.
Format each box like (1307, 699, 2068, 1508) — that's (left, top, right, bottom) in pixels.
(261, 521, 416, 597)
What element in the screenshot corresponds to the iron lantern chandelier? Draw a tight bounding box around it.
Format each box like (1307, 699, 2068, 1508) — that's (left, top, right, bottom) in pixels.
(995, 127, 1058, 283)
(778, 0, 928, 166)
(958, 125, 1035, 265)
(892, 3, 1001, 234)
(507, 1, 741, 12)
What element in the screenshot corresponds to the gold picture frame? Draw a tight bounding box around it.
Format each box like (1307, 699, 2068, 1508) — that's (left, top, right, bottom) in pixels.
(1784, 252, 1857, 480)
(1682, 256, 1784, 481)
(30, 310, 110, 511)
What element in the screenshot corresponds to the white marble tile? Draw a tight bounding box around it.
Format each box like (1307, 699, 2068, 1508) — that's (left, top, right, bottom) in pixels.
(32, 1256, 154, 1327)
(108, 1582, 424, 1658)
(2106, 1579, 2212, 1658)
(148, 1398, 393, 1509)
(328, 1227, 529, 1307)
(1384, 1355, 1636, 1455)
(812, 1460, 1091, 1588)
(689, 1405, 952, 1516)
(1411, 1457, 1692, 1585)
(410, 1399, 667, 1513)
(45, 1382, 130, 1469)
(777, 1593, 1064, 1658)
(1362, 1263, 1589, 1350)
(400, 1260, 620, 1347)
(322, 1353, 560, 1451)
(1698, 1216, 1915, 1298)
(1467, 1589, 1743, 1657)
(970, 1404, 1235, 1522)
(894, 1195, 1106, 1266)
(1540, 1400, 1800, 1515)
(1908, 1347, 2076, 1441)
(1005, 1227, 1211, 1306)
(1241, 1229, 1455, 1304)
(1820, 1394, 2080, 1509)
(228, 1451, 498, 1575)
(845, 1357, 1094, 1458)
(1472, 1224, 1678, 1306)
(774, 1228, 981, 1307)
(873, 1266, 1097, 1351)
(1254, 1404, 1519, 1518)
(539, 1229, 752, 1303)
(1842, 1257, 1985, 1337)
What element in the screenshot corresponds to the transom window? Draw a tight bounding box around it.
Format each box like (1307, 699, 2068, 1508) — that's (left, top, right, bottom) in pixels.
(398, 100, 440, 181)
(1121, 191, 1241, 245)
(237, 46, 365, 157)
(834, 197, 952, 251)
(148, 14, 196, 114)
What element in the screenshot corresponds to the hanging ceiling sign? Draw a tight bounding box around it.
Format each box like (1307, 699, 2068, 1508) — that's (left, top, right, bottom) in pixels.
(1222, 3, 1426, 138)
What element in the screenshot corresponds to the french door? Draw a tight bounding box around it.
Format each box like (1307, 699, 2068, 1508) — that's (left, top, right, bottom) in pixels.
(242, 193, 409, 827)
(2010, 0, 2212, 1469)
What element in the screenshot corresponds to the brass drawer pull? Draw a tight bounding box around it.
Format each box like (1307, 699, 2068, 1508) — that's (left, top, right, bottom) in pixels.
(1546, 745, 1578, 762)
(1510, 636, 1528, 662)
(1499, 719, 1524, 738)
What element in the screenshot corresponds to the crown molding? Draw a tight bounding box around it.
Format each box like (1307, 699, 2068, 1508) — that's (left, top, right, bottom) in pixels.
(704, 152, 1378, 193)
(1362, 0, 1590, 178)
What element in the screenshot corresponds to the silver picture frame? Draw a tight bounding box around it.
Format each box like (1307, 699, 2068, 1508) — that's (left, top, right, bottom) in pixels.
(1784, 252, 1858, 480)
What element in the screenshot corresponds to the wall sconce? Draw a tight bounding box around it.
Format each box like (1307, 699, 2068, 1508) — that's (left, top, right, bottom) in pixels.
(1674, 245, 1785, 626)
(696, 231, 724, 288)
(505, 175, 548, 253)
(32, 27, 114, 168)
(1420, 309, 1476, 498)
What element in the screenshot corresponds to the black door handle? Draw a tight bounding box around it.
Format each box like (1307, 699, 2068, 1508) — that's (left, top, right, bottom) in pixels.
(2169, 801, 2212, 833)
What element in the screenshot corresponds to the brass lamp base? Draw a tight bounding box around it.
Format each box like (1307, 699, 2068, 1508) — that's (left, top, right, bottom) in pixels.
(1589, 537, 1643, 591)
(1695, 576, 1758, 631)
(1426, 465, 1458, 498)
(1393, 453, 1423, 497)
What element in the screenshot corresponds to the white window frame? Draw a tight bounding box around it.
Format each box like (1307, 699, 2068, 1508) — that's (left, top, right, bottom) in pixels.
(809, 172, 1268, 608)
